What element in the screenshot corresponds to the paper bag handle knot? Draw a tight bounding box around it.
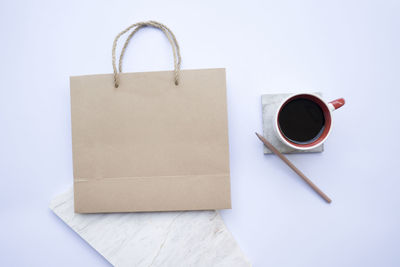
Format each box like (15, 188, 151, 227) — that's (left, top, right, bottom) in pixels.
(112, 21, 181, 88)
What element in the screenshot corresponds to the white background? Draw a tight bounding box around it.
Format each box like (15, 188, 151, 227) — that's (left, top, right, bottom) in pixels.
(1, 0, 399, 266)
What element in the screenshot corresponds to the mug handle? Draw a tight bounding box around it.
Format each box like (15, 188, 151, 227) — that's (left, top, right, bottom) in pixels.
(328, 98, 345, 111)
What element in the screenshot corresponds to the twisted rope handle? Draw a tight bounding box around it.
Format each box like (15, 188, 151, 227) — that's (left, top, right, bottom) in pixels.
(112, 21, 181, 88)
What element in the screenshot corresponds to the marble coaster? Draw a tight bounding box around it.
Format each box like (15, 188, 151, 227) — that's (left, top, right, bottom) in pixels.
(261, 93, 324, 154)
(50, 188, 251, 267)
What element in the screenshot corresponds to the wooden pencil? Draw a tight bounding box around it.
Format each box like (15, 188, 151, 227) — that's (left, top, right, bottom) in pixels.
(255, 132, 332, 203)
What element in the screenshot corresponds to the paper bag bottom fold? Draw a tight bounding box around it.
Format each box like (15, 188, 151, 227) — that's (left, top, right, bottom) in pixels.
(74, 174, 231, 213)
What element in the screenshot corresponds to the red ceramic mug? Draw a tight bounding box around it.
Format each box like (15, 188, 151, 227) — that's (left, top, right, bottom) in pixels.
(273, 93, 345, 150)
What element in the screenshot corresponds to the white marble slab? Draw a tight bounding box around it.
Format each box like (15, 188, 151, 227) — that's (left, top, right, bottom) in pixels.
(261, 92, 324, 154)
(50, 188, 251, 267)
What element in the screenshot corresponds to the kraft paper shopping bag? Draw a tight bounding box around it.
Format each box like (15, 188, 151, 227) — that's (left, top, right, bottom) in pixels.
(70, 21, 231, 213)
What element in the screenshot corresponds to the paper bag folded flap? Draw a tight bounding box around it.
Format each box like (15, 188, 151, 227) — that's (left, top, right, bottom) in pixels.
(74, 174, 231, 213)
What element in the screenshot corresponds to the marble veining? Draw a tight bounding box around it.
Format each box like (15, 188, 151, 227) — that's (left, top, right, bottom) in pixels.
(50, 188, 251, 267)
(261, 92, 324, 154)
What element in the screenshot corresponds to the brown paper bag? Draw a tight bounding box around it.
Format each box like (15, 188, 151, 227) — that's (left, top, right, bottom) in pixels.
(70, 21, 231, 213)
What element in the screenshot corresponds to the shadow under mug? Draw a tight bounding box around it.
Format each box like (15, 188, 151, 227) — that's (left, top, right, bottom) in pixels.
(273, 93, 345, 150)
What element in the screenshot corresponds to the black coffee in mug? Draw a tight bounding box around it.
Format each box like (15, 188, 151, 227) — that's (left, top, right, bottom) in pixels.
(278, 98, 325, 144)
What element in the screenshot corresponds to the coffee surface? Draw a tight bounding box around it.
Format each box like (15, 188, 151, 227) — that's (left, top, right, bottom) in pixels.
(278, 98, 325, 143)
